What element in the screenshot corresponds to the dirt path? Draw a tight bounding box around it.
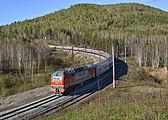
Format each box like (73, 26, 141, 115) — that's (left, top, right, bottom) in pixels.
(0, 85, 51, 112)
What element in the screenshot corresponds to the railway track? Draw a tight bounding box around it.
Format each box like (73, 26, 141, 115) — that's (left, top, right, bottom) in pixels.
(0, 61, 126, 120)
(0, 94, 59, 120)
(0, 68, 115, 120)
(0, 46, 127, 120)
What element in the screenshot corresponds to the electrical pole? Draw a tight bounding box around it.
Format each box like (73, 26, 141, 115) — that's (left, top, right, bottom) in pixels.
(125, 45, 127, 63)
(112, 45, 115, 88)
(72, 46, 74, 62)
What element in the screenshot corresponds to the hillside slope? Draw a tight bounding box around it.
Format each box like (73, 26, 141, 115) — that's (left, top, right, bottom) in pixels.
(1, 3, 168, 43)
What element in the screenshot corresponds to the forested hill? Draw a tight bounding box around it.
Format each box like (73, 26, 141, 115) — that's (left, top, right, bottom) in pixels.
(1, 3, 168, 44)
(0, 3, 168, 70)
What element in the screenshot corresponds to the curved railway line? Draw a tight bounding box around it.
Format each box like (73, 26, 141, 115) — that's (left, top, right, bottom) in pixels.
(0, 46, 128, 120)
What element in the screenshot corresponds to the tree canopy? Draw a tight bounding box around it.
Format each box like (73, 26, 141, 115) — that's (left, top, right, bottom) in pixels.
(0, 3, 168, 70)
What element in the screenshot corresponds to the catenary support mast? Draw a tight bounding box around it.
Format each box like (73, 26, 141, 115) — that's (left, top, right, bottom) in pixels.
(112, 45, 115, 88)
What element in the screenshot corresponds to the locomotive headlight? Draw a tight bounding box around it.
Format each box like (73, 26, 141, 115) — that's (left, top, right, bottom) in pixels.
(59, 88, 65, 93)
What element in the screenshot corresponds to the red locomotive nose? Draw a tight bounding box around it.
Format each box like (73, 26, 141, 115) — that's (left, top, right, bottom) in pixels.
(51, 76, 64, 86)
(51, 74, 65, 94)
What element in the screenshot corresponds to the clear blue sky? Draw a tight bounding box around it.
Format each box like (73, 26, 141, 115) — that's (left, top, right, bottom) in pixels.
(0, 0, 168, 26)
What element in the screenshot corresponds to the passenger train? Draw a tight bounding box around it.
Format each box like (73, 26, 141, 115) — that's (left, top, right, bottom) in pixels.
(49, 45, 112, 95)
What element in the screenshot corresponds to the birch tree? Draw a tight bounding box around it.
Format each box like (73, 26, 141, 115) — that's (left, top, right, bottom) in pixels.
(16, 43, 24, 78)
(164, 38, 168, 73)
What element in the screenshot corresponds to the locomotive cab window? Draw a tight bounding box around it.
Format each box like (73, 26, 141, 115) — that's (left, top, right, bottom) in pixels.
(52, 77, 62, 81)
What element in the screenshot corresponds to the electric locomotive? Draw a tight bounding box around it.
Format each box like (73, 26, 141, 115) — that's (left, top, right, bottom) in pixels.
(50, 65, 96, 95)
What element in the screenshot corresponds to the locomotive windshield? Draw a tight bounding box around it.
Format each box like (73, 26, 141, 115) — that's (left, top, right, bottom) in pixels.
(52, 76, 62, 81)
(52, 71, 64, 81)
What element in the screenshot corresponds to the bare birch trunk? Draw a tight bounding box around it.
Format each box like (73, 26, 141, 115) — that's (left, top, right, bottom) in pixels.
(17, 44, 24, 79)
(31, 60, 34, 82)
(164, 41, 168, 73)
(155, 46, 160, 68)
(137, 44, 142, 67)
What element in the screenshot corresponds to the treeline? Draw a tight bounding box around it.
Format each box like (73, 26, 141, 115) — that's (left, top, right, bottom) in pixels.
(0, 3, 168, 73)
(0, 39, 52, 75)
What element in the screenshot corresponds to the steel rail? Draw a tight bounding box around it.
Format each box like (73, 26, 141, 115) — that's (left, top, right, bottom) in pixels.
(0, 95, 60, 120)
